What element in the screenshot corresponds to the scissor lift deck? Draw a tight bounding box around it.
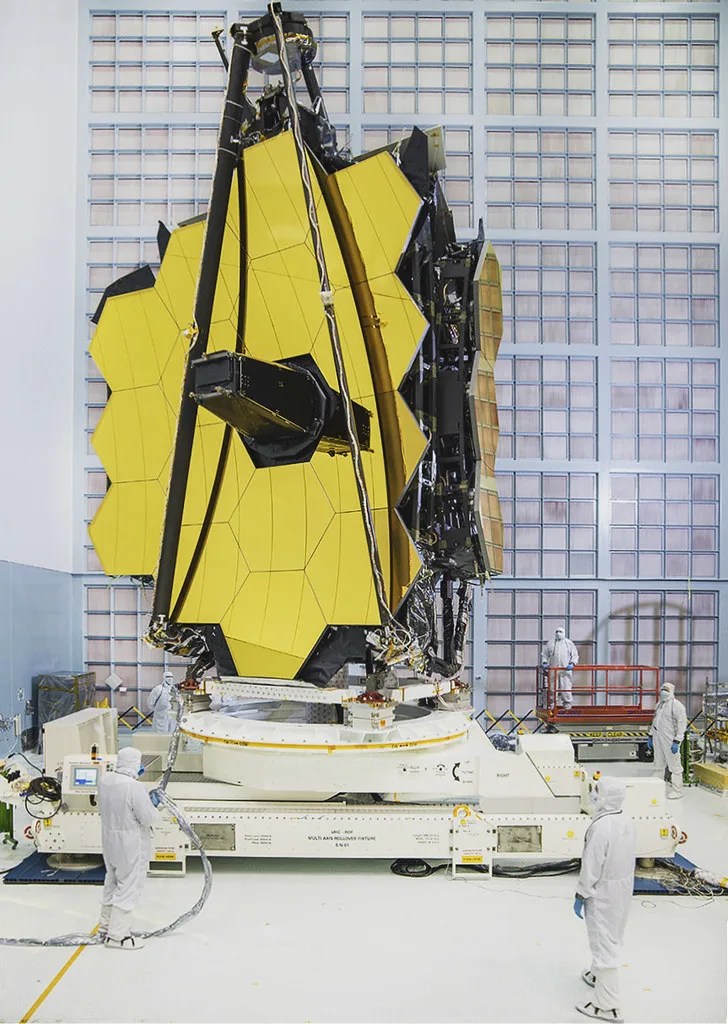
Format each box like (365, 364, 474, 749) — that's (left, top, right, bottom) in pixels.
(535, 664, 660, 760)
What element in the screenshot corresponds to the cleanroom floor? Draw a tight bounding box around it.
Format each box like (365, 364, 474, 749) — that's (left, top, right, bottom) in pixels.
(0, 761, 726, 1024)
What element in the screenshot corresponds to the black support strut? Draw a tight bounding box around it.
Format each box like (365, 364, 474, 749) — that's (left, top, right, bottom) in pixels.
(151, 26, 252, 624)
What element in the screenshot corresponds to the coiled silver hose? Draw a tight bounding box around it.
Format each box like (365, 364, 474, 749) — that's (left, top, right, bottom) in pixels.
(0, 685, 212, 946)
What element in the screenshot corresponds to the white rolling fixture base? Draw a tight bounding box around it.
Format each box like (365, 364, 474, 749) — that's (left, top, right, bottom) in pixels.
(2, 704, 682, 875)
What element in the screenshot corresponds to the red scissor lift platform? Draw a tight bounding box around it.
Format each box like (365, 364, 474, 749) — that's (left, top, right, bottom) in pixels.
(536, 665, 660, 758)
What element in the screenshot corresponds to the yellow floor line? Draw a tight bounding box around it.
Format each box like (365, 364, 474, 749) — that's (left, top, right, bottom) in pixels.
(19, 927, 98, 1024)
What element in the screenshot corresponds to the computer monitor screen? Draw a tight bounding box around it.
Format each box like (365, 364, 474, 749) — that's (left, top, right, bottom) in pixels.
(73, 767, 98, 787)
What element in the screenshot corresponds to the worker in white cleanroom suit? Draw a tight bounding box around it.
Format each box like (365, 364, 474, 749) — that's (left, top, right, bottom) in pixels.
(648, 681, 687, 799)
(147, 671, 177, 733)
(573, 777, 636, 1024)
(541, 626, 579, 710)
(98, 746, 160, 950)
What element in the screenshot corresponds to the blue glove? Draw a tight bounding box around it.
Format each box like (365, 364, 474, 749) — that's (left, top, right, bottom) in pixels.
(671, 741, 680, 755)
(567, 663, 574, 671)
(647, 736, 653, 751)
(573, 896, 585, 919)
(149, 789, 162, 808)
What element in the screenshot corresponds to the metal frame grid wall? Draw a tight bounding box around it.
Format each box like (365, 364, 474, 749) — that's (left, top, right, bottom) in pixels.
(485, 0, 725, 723)
(77, 1, 726, 724)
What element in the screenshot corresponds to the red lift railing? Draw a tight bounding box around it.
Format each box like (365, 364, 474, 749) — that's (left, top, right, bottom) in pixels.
(535, 664, 660, 725)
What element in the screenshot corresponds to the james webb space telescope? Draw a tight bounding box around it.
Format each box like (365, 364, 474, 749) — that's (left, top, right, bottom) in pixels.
(31, 7, 679, 870)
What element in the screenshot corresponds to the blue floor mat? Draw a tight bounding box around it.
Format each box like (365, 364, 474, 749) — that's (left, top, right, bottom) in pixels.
(2, 851, 106, 885)
(634, 852, 726, 895)
(3, 850, 722, 892)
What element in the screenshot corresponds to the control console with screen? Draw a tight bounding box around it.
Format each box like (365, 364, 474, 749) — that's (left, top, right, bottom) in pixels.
(73, 766, 99, 788)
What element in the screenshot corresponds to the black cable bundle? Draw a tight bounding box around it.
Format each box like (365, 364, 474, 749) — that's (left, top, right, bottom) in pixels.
(493, 859, 580, 878)
(390, 857, 580, 878)
(390, 858, 447, 877)
(24, 776, 62, 820)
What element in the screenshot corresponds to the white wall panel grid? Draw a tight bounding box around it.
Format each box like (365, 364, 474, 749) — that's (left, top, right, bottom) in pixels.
(485, 14, 595, 117)
(608, 589, 718, 716)
(484, 584, 717, 720)
(362, 13, 472, 116)
(495, 241, 596, 345)
(610, 357, 718, 463)
(485, 128, 595, 232)
(609, 243, 719, 347)
(90, 11, 227, 113)
(498, 472, 598, 579)
(89, 124, 217, 226)
(479, 0, 724, 717)
(495, 355, 597, 461)
(609, 473, 718, 579)
(85, 580, 190, 710)
(484, 587, 598, 720)
(608, 130, 718, 233)
(608, 15, 719, 119)
(78, 2, 727, 715)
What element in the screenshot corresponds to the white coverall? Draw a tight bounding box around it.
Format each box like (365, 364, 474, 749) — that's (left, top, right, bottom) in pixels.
(576, 778, 636, 1017)
(147, 672, 176, 733)
(542, 629, 579, 709)
(98, 747, 159, 943)
(650, 682, 687, 796)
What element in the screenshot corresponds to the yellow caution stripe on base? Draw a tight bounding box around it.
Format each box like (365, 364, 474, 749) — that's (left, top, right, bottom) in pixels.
(181, 727, 467, 753)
